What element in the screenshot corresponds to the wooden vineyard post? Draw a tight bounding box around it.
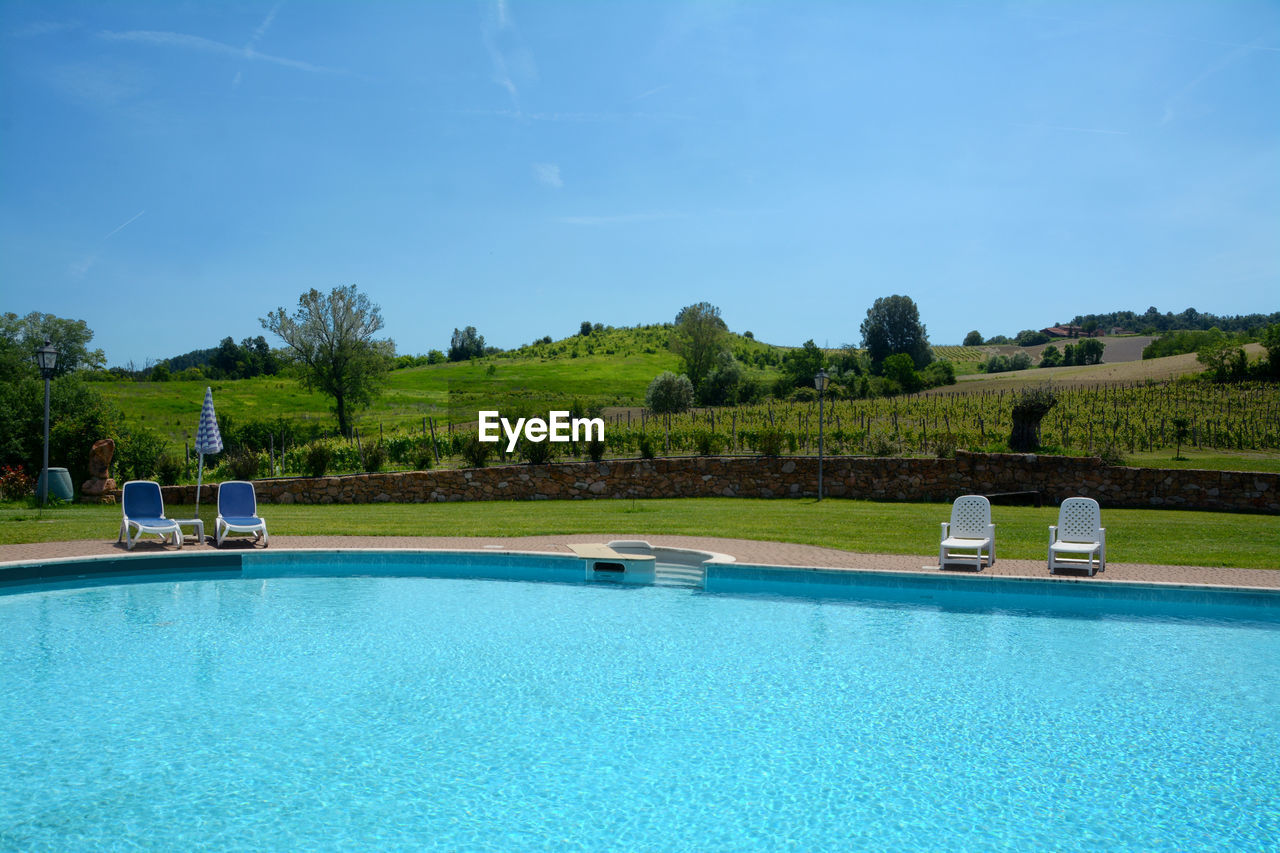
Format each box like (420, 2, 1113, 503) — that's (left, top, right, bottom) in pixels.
(428, 418, 441, 464)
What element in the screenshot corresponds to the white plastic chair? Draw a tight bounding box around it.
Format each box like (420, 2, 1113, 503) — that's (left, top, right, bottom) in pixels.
(215, 480, 269, 548)
(118, 480, 183, 550)
(939, 495, 995, 571)
(1049, 497, 1106, 575)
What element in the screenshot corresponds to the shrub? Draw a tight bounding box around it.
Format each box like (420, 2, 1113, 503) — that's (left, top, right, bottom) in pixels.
(519, 437, 556, 465)
(227, 449, 261, 481)
(303, 442, 333, 478)
(637, 433, 657, 459)
(1098, 442, 1127, 466)
(0, 465, 34, 500)
(461, 435, 491, 468)
(754, 428, 786, 457)
(933, 433, 958, 459)
(155, 453, 183, 486)
(920, 359, 956, 388)
(363, 442, 387, 472)
(585, 439, 606, 462)
(867, 434, 895, 457)
(115, 426, 172, 482)
(411, 439, 435, 470)
(694, 431, 725, 456)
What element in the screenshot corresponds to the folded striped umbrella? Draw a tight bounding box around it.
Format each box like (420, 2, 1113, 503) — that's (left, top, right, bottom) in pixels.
(196, 387, 223, 455)
(194, 387, 223, 518)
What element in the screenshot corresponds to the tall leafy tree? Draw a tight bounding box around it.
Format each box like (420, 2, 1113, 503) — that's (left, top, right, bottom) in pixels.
(671, 302, 727, 390)
(261, 285, 394, 437)
(449, 326, 486, 361)
(781, 339, 827, 389)
(0, 311, 104, 379)
(859, 294, 933, 372)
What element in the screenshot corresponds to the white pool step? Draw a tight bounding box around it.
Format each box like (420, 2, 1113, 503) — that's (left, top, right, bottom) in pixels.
(654, 562, 704, 588)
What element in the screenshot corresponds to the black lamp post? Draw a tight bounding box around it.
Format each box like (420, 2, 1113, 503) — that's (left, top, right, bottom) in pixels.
(814, 368, 829, 501)
(35, 339, 58, 506)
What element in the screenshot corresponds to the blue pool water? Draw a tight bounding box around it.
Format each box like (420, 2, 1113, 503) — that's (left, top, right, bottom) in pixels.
(1, 572, 1278, 850)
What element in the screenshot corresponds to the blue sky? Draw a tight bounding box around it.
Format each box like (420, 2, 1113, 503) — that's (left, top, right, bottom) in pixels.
(1, 1, 1277, 367)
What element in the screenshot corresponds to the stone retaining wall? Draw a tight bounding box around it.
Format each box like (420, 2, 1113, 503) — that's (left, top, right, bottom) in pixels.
(150, 451, 1278, 514)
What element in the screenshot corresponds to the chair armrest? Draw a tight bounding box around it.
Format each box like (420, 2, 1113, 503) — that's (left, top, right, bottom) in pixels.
(1049, 525, 1057, 545)
(940, 522, 949, 540)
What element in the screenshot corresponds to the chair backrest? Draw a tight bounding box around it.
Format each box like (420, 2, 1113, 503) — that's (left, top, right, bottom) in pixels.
(1056, 497, 1101, 542)
(218, 480, 257, 517)
(122, 480, 164, 519)
(949, 495, 992, 537)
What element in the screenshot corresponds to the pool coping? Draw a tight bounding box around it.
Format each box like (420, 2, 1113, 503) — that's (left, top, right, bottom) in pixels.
(2, 536, 1277, 597)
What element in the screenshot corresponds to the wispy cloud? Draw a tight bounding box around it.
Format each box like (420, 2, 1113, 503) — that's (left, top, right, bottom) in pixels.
(482, 0, 535, 112)
(98, 27, 334, 74)
(533, 163, 563, 189)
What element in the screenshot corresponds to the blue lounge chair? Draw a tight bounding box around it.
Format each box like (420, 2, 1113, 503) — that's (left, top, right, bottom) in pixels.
(215, 480, 268, 548)
(119, 480, 183, 550)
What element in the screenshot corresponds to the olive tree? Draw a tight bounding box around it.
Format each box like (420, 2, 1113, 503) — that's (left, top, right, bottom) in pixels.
(261, 285, 394, 437)
(1009, 387, 1057, 452)
(645, 371, 694, 453)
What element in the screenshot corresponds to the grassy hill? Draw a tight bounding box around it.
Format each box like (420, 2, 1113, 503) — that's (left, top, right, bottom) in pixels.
(96, 328, 1239, 444)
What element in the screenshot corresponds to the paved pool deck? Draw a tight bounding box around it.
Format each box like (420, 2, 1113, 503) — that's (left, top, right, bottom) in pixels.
(2, 535, 1276, 590)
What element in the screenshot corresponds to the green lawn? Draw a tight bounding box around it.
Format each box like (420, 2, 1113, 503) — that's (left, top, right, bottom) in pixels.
(2, 498, 1275, 570)
(1124, 449, 1280, 474)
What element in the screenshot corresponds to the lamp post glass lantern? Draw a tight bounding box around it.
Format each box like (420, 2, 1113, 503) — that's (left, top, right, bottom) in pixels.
(815, 369, 829, 501)
(36, 339, 58, 506)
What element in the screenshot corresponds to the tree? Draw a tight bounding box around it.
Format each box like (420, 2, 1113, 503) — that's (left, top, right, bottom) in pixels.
(1172, 416, 1189, 460)
(698, 352, 747, 406)
(859, 295, 933, 372)
(210, 336, 243, 378)
(1261, 323, 1280, 379)
(670, 302, 727, 390)
(1039, 345, 1063, 368)
(1015, 329, 1050, 347)
(0, 311, 104, 379)
(1075, 338, 1105, 365)
(780, 340, 827, 389)
(645, 371, 694, 453)
(261, 285, 394, 437)
(448, 326, 485, 362)
(579, 321, 593, 337)
(963, 330, 984, 347)
(645, 371, 694, 415)
(1009, 387, 1057, 452)
(882, 353, 922, 393)
(1196, 342, 1248, 382)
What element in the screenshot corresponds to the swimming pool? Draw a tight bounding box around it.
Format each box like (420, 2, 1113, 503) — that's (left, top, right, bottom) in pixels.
(1, 553, 1277, 850)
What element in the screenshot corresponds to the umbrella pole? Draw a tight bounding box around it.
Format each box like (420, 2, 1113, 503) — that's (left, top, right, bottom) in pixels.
(195, 453, 204, 517)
